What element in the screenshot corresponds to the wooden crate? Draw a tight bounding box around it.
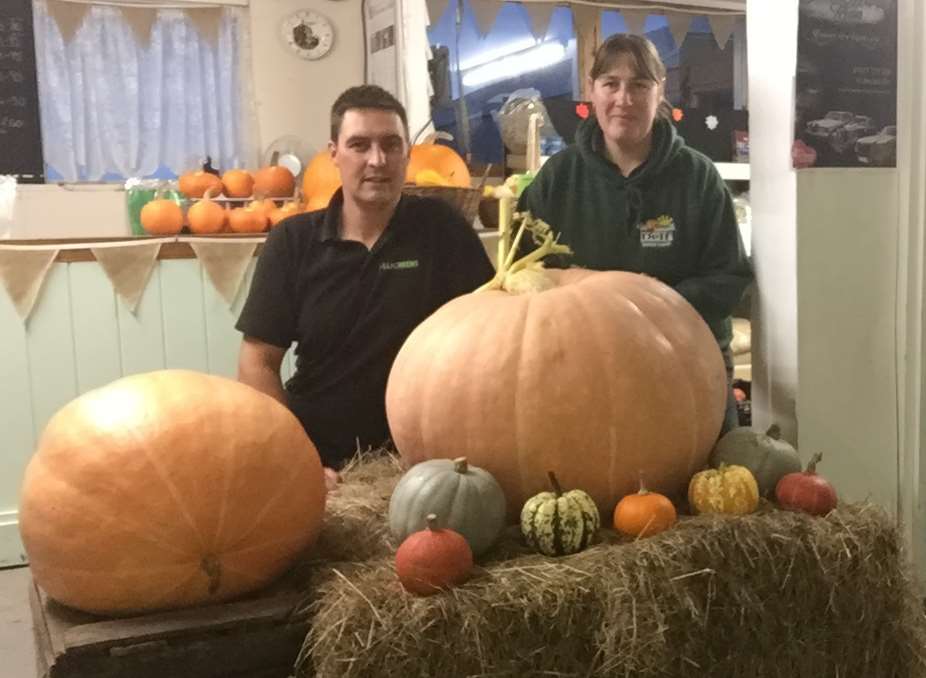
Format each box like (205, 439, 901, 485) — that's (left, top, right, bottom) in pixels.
(30, 578, 309, 678)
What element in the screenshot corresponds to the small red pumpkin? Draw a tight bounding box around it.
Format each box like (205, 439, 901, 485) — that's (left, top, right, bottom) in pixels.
(775, 452, 837, 516)
(395, 514, 473, 596)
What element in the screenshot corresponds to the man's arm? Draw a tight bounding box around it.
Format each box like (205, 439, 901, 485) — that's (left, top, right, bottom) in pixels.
(238, 336, 287, 405)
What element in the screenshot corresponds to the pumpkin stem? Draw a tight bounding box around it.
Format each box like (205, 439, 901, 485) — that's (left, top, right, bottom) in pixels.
(547, 471, 564, 497)
(766, 424, 782, 440)
(637, 470, 649, 495)
(806, 452, 823, 474)
(453, 457, 468, 474)
(203, 156, 219, 175)
(269, 150, 280, 167)
(475, 212, 572, 294)
(201, 555, 222, 595)
(425, 513, 439, 531)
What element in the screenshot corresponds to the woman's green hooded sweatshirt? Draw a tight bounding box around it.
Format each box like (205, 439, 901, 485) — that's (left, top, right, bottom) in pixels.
(518, 116, 753, 349)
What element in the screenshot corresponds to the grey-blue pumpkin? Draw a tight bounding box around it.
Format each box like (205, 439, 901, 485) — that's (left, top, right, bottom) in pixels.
(388, 457, 507, 557)
(710, 424, 802, 497)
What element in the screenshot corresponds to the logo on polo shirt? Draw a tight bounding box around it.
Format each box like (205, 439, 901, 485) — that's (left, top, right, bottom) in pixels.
(380, 259, 420, 271)
(637, 215, 676, 248)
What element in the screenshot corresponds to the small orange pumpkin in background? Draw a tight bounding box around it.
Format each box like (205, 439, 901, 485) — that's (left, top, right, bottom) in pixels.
(270, 199, 302, 227)
(395, 514, 473, 596)
(179, 159, 223, 199)
(228, 203, 269, 233)
(221, 169, 254, 199)
(187, 188, 227, 234)
(253, 163, 296, 198)
(613, 474, 677, 538)
(140, 197, 184, 235)
(18, 369, 326, 616)
(301, 150, 341, 211)
(406, 132, 471, 188)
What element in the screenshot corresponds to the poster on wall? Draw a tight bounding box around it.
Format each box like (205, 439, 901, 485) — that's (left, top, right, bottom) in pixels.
(365, 0, 398, 97)
(793, 0, 897, 168)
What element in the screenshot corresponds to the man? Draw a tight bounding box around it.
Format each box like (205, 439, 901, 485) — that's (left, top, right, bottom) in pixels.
(236, 85, 494, 487)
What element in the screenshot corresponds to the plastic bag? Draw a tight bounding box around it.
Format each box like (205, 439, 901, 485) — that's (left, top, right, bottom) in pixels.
(125, 178, 182, 236)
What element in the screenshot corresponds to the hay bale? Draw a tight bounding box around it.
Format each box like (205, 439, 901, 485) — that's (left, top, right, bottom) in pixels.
(294, 454, 926, 678)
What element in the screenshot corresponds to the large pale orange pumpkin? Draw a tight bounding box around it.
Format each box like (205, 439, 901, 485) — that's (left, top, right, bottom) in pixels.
(406, 141, 471, 188)
(385, 269, 726, 517)
(301, 151, 341, 211)
(19, 370, 326, 616)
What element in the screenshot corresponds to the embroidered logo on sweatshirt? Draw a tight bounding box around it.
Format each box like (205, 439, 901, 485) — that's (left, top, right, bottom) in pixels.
(638, 215, 676, 248)
(380, 259, 420, 271)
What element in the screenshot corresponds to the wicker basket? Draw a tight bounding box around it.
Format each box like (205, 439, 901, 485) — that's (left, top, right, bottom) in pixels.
(402, 185, 482, 224)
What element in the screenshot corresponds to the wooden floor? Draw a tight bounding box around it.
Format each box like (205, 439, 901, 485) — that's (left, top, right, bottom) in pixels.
(0, 566, 36, 678)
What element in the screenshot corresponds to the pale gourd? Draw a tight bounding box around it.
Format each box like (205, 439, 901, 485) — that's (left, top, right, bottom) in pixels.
(711, 424, 802, 497)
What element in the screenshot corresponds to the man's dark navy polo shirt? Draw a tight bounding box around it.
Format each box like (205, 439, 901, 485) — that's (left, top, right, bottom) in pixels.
(236, 191, 494, 468)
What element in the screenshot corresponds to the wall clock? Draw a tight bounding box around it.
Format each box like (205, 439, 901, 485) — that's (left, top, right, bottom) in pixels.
(281, 10, 335, 61)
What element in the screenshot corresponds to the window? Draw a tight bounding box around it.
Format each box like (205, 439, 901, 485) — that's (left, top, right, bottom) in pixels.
(427, 2, 747, 167)
(32, 0, 256, 182)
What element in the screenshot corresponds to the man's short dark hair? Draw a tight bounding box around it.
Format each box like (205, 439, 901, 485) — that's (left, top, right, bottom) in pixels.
(330, 85, 409, 142)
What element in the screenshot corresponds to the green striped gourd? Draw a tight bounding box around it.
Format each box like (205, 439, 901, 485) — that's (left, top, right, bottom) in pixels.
(520, 472, 600, 556)
(389, 457, 507, 557)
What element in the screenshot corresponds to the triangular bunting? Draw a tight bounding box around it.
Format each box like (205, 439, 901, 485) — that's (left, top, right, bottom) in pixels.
(667, 12, 691, 49)
(523, 2, 556, 41)
(91, 242, 161, 313)
(571, 4, 600, 40)
(469, 0, 502, 38)
(709, 14, 736, 50)
(120, 6, 158, 50)
(186, 7, 223, 49)
(425, 0, 451, 25)
(47, 0, 90, 44)
(0, 249, 58, 322)
(620, 9, 647, 36)
(190, 241, 257, 306)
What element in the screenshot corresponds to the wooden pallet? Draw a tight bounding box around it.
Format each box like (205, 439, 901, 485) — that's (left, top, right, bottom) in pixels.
(30, 578, 309, 678)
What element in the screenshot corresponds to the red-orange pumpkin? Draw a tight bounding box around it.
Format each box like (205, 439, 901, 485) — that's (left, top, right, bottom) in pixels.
(179, 169, 223, 199)
(221, 169, 254, 199)
(395, 514, 473, 596)
(140, 198, 184, 235)
(18, 370, 326, 615)
(301, 151, 341, 211)
(386, 269, 727, 517)
(253, 165, 296, 198)
(187, 190, 227, 234)
(228, 203, 269, 233)
(406, 141, 471, 188)
(775, 452, 838, 516)
(613, 476, 677, 538)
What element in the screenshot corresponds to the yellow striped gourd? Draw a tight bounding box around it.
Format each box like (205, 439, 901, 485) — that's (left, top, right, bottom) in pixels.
(520, 472, 600, 556)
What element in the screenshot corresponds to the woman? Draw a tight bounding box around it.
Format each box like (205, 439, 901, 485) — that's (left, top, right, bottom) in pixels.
(518, 34, 753, 433)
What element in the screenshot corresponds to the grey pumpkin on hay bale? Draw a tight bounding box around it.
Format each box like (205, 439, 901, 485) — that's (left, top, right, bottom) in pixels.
(291, 453, 926, 678)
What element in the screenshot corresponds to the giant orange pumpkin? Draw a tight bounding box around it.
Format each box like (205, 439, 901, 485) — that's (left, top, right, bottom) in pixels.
(406, 140, 471, 188)
(19, 370, 326, 616)
(301, 151, 341, 211)
(385, 268, 727, 517)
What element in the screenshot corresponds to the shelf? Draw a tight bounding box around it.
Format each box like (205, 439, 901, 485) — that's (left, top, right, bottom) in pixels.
(715, 162, 750, 181)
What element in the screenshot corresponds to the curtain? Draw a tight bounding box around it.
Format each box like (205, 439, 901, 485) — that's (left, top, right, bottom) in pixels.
(32, 0, 257, 181)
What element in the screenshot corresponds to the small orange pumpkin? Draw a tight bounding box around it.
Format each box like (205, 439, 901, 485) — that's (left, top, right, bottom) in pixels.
(395, 514, 473, 596)
(613, 475, 677, 538)
(140, 198, 184, 235)
(406, 133, 471, 188)
(270, 200, 302, 227)
(179, 160, 224, 199)
(221, 169, 254, 199)
(187, 188, 227, 235)
(228, 203, 269, 233)
(253, 165, 296, 198)
(301, 151, 341, 210)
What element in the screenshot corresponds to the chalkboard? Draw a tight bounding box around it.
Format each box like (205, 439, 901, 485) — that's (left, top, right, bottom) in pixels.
(0, 0, 44, 183)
